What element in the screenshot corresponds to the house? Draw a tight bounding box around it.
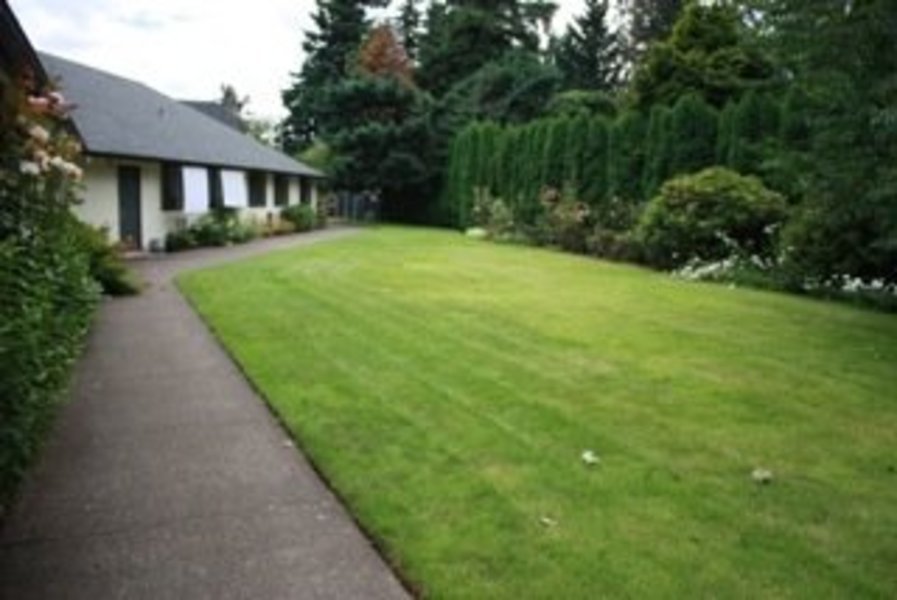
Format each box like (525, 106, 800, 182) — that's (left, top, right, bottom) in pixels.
(39, 52, 324, 251)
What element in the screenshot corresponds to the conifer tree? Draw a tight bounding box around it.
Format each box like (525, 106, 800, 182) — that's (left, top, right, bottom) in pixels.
(608, 110, 647, 201)
(580, 116, 611, 206)
(727, 90, 781, 175)
(715, 99, 737, 165)
(565, 114, 591, 191)
(554, 0, 620, 92)
(543, 119, 570, 189)
(624, 0, 683, 57)
(395, 0, 422, 63)
(417, 0, 557, 95)
(642, 104, 672, 199)
(668, 94, 718, 176)
(281, 0, 387, 151)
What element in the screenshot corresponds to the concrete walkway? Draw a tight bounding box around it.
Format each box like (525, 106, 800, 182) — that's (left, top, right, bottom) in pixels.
(0, 229, 410, 599)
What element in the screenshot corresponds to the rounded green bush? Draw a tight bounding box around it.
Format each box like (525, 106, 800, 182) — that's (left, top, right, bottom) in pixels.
(281, 204, 318, 232)
(636, 167, 787, 268)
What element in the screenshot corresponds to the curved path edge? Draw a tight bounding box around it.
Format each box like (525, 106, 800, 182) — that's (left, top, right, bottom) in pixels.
(0, 227, 411, 600)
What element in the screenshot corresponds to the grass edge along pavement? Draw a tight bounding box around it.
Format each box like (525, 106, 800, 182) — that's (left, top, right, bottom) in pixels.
(179, 226, 897, 599)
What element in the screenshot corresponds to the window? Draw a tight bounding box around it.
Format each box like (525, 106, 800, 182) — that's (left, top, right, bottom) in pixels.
(300, 177, 312, 204)
(221, 170, 248, 208)
(249, 171, 267, 207)
(274, 174, 289, 206)
(182, 166, 209, 214)
(161, 163, 183, 211)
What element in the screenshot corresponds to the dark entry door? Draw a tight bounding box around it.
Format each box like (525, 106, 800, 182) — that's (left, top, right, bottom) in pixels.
(118, 166, 142, 249)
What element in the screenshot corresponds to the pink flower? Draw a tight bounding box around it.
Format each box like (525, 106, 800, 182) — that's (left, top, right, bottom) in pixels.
(27, 96, 51, 111)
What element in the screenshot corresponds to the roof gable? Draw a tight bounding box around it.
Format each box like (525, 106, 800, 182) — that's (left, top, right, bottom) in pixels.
(39, 52, 322, 178)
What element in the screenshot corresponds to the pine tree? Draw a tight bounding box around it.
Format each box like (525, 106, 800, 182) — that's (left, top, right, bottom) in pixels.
(281, 0, 386, 151)
(630, 2, 775, 109)
(554, 0, 620, 92)
(395, 0, 422, 63)
(624, 0, 683, 56)
(417, 0, 556, 95)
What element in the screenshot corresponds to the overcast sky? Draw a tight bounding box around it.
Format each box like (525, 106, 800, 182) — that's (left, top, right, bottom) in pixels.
(10, 0, 585, 120)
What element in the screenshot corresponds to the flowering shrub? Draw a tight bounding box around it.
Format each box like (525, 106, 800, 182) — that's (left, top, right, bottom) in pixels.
(672, 252, 897, 311)
(1, 72, 99, 510)
(534, 185, 592, 252)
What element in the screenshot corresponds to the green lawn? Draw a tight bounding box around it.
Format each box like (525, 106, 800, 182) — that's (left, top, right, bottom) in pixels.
(180, 227, 897, 598)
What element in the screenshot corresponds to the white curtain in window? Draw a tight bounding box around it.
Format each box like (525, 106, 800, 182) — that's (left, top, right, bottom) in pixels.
(221, 170, 248, 208)
(182, 166, 209, 214)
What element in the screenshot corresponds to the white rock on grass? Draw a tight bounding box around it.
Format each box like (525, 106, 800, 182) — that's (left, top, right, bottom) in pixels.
(539, 516, 558, 528)
(751, 468, 774, 484)
(581, 450, 600, 466)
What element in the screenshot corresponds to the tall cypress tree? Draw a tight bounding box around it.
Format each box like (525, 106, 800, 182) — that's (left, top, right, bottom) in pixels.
(542, 119, 570, 189)
(668, 93, 718, 176)
(642, 104, 672, 199)
(580, 116, 611, 206)
(727, 90, 781, 175)
(554, 0, 620, 92)
(608, 110, 647, 201)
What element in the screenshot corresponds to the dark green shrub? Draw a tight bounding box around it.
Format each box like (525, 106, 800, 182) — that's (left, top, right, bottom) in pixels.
(281, 204, 318, 232)
(190, 208, 257, 246)
(636, 167, 787, 268)
(71, 222, 141, 296)
(165, 229, 197, 252)
(586, 228, 642, 262)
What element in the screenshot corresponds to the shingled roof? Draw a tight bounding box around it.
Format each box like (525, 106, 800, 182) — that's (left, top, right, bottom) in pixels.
(40, 52, 322, 178)
(180, 100, 246, 132)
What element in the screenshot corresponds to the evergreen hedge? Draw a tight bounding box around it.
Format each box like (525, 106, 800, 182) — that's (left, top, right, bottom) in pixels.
(441, 93, 793, 233)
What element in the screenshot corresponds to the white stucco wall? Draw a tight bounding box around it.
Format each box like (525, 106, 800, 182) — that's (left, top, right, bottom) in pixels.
(77, 156, 167, 250)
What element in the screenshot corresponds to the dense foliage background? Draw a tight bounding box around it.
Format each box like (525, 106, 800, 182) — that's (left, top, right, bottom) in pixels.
(283, 0, 896, 297)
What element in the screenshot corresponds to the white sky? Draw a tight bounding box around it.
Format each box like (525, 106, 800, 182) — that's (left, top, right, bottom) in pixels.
(10, 0, 586, 120)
